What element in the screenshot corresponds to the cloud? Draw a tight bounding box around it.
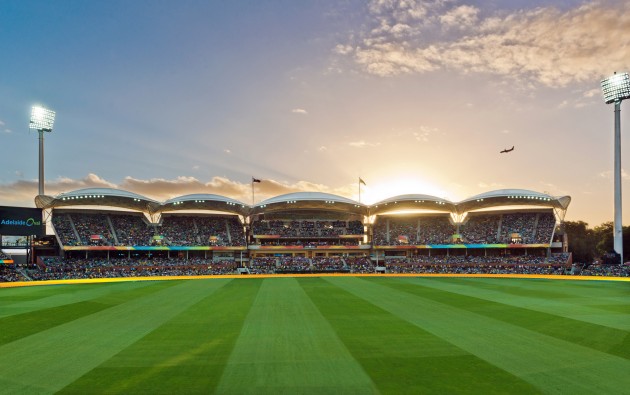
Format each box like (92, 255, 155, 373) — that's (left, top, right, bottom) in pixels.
(0, 120, 10, 134)
(192, 165, 200, 170)
(599, 169, 630, 180)
(0, 173, 361, 207)
(318, 146, 327, 152)
(349, 140, 381, 148)
(0, 173, 117, 206)
(583, 88, 601, 98)
(440, 5, 479, 29)
(291, 108, 308, 115)
(412, 125, 436, 142)
(500, 129, 511, 134)
(338, 1, 630, 87)
(224, 149, 232, 154)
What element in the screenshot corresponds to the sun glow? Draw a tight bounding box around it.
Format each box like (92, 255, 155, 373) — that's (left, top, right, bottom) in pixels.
(355, 176, 450, 204)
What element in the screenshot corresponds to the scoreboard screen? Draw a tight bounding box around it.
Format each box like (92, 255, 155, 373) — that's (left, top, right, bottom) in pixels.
(0, 206, 44, 237)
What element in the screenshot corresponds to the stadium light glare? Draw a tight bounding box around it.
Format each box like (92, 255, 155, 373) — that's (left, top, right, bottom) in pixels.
(29, 105, 56, 196)
(601, 72, 630, 264)
(601, 72, 630, 104)
(29, 106, 56, 132)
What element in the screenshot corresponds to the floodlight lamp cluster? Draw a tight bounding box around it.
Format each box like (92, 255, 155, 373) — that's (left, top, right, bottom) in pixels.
(29, 106, 56, 132)
(61, 194, 105, 201)
(601, 72, 630, 104)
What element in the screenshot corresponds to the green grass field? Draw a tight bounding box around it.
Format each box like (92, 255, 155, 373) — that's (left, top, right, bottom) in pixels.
(0, 276, 629, 394)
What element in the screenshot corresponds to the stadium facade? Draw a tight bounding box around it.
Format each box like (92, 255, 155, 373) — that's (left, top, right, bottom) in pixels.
(24, 187, 571, 268)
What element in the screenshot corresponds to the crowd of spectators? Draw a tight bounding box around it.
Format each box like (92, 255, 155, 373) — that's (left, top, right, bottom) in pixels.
(25, 257, 238, 280)
(249, 256, 349, 273)
(52, 214, 81, 246)
(534, 213, 556, 243)
(252, 219, 364, 238)
(111, 214, 155, 246)
(0, 265, 28, 282)
(52, 212, 246, 247)
(374, 212, 557, 246)
(249, 257, 277, 274)
(404, 253, 569, 266)
(3, 251, 630, 281)
(311, 257, 346, 271)
(346, 257, 374, 273)
(0, 254, 29, 282)
(374, 216, 455, 245)
(499, 213, 555, 244)
(384, 263, 566, 275)
(158, 216, 199, 245)
(256, 240, 360, 247)
(418, 217, 453, 244)
(71, 213, 115, 246)
(578, 264, 630, 277)
(277, 257, 311, 272)
(460, 215, 500, 244)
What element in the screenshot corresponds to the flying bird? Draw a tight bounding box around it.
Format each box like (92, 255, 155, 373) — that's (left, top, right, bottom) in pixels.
(500, 146, 514, 153)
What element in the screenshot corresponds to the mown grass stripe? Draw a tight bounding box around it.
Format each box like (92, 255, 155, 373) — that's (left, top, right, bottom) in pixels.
(216, 277, 377, 394)
(463, 276, 630, 301)
(300, 277, 539, 394)
(0, 279, 230, 394)
(0, 283, 100, 304)
(58, 279, 260, 394)
(325, 276, 630, 394)
(0, 281, 177, 347)
(0, 281, 151, 318)
(377, 277, 630, 360)
(406, 277, 630, 331)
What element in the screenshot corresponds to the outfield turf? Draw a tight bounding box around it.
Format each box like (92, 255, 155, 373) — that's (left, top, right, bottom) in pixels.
(0, 277, 629, 394)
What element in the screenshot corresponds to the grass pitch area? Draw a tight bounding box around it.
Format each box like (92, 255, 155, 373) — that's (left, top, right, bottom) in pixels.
(0, 276, 629, 394)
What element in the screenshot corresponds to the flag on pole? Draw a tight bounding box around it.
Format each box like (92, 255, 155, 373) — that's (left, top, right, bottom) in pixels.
(359, 177, 366, 186)
(252, 177, 261, 183)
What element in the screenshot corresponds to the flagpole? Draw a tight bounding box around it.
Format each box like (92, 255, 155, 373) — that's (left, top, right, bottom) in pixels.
(251, 177, 261, 205)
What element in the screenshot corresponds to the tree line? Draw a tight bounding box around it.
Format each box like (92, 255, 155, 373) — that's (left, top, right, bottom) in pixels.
(564, 221, 630, 264)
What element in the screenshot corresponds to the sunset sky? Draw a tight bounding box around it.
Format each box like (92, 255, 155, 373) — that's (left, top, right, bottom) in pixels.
(1, 0, 629, 226)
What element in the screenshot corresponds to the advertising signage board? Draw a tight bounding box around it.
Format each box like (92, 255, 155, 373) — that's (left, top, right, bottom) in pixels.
(0, 206, 44, 236)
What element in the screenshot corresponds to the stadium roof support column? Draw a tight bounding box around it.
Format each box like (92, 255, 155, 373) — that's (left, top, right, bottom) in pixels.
(601, 72, 630, 265)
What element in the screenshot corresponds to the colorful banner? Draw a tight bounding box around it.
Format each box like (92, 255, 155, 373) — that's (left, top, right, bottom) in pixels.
(374, 243, 550, 250)
(63, 246, 247, 251)
(249, 245, 370, 250)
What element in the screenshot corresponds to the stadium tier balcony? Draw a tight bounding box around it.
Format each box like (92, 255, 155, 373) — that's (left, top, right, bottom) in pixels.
(460, 214, 500, 244)
(373, 216, 454, 246)
(252, 219, 364, 241)
(52, 213, 81, 246)
(110, 214, 155, 246)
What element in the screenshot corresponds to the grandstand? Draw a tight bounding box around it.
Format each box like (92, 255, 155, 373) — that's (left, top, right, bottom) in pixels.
(3, 186, 613, 281)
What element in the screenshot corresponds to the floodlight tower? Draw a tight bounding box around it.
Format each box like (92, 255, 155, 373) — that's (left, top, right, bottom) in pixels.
(601, 72, 630, 264)
(29, 106, 56, 196)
